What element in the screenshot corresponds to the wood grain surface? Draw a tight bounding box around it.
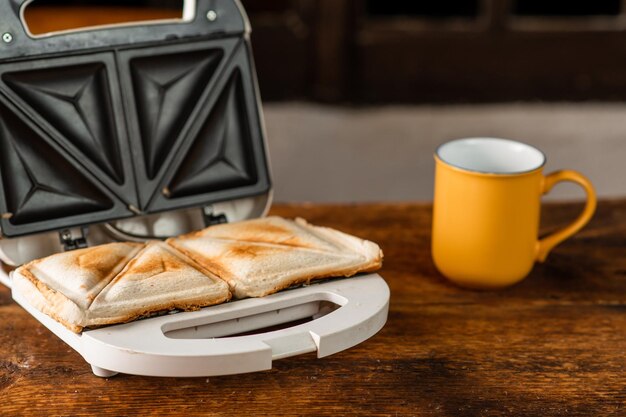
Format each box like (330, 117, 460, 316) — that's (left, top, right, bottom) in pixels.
(1, 201, 625, 416)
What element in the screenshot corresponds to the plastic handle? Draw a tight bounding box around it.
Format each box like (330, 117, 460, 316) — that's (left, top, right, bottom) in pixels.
(16, 0, 196, 30)
(536, 170, 597, 262)
(74, 275, 389, 377)
(0, 0, 248, 60)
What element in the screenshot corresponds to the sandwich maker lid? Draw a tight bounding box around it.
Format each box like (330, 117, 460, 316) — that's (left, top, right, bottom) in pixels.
(0, 0, 271, 239)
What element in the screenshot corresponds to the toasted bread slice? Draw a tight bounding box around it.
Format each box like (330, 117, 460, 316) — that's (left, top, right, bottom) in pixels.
(86, 242, 231, 328)
(168, 217, 383, 298)
(188, 216, 341, 252)
(13, 242, 143, 332)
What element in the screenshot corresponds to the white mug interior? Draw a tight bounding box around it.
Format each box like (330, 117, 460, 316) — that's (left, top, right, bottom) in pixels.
(436, 137, 545, 174)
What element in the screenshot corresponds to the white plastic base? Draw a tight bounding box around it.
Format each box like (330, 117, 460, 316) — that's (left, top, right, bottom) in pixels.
(8, 273, 389, 378)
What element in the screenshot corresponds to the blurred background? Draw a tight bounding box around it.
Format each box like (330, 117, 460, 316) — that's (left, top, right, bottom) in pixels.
(25, 0, 626, 202)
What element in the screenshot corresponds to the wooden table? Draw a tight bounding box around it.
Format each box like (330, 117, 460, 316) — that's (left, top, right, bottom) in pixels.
(1, 201, 624, 416)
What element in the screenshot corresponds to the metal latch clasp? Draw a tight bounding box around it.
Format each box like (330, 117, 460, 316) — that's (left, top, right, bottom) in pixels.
(202, 206, 227, 227)
(59, 227, 88, 251)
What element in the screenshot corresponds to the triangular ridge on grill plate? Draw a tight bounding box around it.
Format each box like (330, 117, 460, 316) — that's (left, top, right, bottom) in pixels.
(167, 70, 257, 198)
(3, 63, 125, 184)
(0, 100, 122, 232)
(129, 48, 224, 180)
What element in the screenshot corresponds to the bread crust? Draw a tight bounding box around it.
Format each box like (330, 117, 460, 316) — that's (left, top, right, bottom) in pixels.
(84, 293, 232, 329)
(14, 268, 85, 333)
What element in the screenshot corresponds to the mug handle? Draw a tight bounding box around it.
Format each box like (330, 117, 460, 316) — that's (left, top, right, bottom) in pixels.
(535, 170, 597, 262)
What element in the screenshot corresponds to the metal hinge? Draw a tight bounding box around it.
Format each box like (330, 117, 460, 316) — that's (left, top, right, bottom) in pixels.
(202, 206, 227, 227)
(59, 227, 88, 251)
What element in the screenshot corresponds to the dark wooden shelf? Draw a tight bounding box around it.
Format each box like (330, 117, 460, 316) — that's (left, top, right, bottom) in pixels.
(18, 0, 626, 102)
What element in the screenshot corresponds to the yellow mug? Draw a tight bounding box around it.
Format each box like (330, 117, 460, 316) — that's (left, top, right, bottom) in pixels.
(432, 137, 596, 289)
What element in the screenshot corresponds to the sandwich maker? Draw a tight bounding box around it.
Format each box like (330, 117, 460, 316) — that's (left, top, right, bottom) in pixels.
(0, 0, 389, 377)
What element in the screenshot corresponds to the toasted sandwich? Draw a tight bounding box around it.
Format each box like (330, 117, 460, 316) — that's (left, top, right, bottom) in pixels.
(167, 216, 383, 298)
(13, 217, 382, 332)
(14, 241, 230, 333)
(87, 242, 230, 328)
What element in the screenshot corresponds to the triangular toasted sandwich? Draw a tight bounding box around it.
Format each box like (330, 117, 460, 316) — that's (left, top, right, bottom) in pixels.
(13, 242, 143, 332)
(167, 217, 383, 298)
(87, 242, 230, 328)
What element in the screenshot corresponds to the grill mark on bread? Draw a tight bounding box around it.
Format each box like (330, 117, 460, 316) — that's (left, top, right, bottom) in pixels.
(87, 242, 232, 329)
(124, 253, 184, 276)
(189, 220, 325, 250)
(226, 242, 289, 258)
(115, 244, 208, 280)
(166, 241, 236, 284)
(229, 223, 315, 248)
(105, 243, 226, 287)
(236, 222, 290, 236)
(76, 249, 118, 280)
(237, 235, 310, 248)
(71, 243, 142, 282)
(170, 236, 344, 258)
